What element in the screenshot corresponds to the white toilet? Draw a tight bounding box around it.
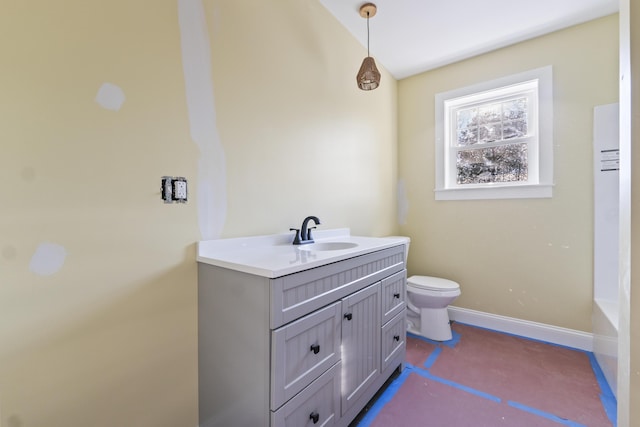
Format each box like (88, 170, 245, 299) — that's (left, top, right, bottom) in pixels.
(386, 236, 461, 341)
(406, 275, 461, 341)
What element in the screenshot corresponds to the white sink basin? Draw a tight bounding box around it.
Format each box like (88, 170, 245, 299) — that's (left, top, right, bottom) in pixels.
(297, 242, 359, 252)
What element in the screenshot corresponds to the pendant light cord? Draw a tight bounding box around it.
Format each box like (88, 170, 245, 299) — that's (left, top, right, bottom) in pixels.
(367, 12, 370, 57)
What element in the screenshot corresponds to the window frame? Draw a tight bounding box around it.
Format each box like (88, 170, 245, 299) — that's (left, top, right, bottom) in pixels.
(435, 66, 554, 200)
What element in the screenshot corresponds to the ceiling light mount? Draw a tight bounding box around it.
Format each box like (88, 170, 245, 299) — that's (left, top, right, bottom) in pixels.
(356, 2, 381, 91)
(359, 3, 377, 19)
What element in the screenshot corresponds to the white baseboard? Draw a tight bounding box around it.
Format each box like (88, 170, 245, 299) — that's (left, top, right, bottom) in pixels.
(447, 306, 594, 352)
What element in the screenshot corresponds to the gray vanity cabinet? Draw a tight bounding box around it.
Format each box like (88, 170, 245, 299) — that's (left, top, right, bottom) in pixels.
(198, 244, 406, 427)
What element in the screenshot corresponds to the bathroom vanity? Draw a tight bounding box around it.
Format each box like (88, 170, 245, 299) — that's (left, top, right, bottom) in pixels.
(197, 229, 407, 427)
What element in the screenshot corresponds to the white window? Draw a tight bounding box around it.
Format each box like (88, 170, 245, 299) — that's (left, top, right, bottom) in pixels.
(435, 66, 554, 200)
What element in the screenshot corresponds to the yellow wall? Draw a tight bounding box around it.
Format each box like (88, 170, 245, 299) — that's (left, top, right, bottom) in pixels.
(398, 15, 619, 332)
(0, 1, 397, 426)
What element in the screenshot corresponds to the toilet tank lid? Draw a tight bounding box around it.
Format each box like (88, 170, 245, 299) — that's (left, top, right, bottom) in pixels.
(407, 275, 460, 291)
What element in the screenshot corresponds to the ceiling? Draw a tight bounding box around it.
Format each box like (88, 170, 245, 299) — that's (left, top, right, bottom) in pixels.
(318, 0, 619, 80)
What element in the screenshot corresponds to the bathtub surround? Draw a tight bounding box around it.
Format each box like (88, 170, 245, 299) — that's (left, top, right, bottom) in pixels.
(593, 104, 621, 303)
(593, 103, 621, 398)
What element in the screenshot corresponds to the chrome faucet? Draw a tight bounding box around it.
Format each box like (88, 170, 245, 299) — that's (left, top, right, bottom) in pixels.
(290, 216, 321, 245)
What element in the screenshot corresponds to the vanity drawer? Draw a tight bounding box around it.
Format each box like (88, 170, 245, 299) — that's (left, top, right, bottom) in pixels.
(271, 361, 341, 427)
(271, 245, 405, 328)
(271, 302, 341, 410)
(381, 309, 406, 372)
(381, 270, 406, 324)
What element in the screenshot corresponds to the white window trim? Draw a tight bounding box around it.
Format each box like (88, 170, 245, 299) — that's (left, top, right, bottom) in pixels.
(435, 66, 554, 201)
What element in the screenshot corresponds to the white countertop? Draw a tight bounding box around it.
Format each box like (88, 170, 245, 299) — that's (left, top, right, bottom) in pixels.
(197, 228, 409, 278)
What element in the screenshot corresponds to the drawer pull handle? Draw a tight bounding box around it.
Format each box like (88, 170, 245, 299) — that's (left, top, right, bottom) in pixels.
(344, 313, 352, 321)
(393, 293, 400, 299)
(393, 335, 400, 342)
(310, 411, 320, 424)
(310, 344, 320, 354)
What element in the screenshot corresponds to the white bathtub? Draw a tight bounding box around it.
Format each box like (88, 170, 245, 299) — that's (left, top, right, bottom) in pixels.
(593, 298, 618, 398)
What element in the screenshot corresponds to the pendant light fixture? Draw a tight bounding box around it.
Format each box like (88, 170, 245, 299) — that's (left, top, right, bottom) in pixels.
(356, 3, 380, 91)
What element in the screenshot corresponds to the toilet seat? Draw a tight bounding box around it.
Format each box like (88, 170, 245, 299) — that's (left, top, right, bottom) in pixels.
(408, 275, 459, 291)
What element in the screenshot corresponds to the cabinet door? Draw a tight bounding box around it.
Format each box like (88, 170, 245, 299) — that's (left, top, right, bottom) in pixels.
(341, 282, 381, 415)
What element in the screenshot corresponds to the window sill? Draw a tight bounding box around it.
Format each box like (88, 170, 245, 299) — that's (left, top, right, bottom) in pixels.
(434, 184, 554, 201)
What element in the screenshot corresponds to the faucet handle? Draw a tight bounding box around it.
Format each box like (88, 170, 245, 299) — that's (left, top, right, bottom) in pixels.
(290, 228, 302, 245)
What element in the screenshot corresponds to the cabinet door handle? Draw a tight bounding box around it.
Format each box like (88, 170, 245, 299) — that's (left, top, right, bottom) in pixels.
(393, 335, 400, 342)
(344, 313, 352, 321)
(310, 411, 320, 424)
(310, 344, 320, 354)
(393, 293, 400, 299)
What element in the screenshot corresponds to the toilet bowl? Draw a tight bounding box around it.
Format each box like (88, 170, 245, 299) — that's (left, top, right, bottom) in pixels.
(406, 275, 461, 341)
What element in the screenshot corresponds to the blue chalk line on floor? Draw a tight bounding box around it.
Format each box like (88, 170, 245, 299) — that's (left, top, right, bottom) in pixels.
(357, 326, 615, 427)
